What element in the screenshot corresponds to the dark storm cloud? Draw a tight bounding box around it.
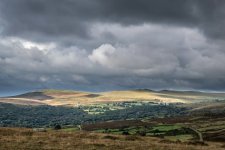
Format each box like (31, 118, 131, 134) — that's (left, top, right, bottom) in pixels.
(0, 0, 225, 41)
(0, 0, 225, 93)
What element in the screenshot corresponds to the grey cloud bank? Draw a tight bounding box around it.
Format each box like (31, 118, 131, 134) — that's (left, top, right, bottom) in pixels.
(0, 0, 225, 94)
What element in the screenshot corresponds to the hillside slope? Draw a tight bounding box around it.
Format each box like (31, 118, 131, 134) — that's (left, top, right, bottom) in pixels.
(0, 89, 225, 106)
(0, 128, 224, 150)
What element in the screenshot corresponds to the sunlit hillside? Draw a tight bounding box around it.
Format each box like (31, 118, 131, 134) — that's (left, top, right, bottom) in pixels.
(1, 89, 225, 106)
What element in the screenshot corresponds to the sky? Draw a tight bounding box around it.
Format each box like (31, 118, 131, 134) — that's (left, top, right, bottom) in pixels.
(0, 0, 225, 94)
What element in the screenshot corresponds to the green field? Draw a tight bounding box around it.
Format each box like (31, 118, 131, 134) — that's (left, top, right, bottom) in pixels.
(164, 134, 193, 142)
(90, 124, 197, 142)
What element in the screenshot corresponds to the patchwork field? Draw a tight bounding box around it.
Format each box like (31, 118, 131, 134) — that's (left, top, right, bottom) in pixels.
(81, 114, 225, 142)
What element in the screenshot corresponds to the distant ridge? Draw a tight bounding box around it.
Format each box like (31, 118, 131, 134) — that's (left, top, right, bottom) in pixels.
(1, 89, 225, 106)
(159, 90, 203, 94)
(10, 91, 53, 100)
(133, 89, 154, 92)
(158, 90, 225, 95)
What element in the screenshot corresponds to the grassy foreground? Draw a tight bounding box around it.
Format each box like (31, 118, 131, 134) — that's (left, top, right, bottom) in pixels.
(0, 128, 224, 150)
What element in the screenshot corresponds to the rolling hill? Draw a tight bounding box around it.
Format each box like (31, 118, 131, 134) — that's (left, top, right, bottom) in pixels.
(0, 89, 225, 106)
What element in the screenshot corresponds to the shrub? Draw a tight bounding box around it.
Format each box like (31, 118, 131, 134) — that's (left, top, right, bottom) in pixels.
(54, 124, 62, 130)
(136, 131, 146, 136)
(122, 131, 130, 135)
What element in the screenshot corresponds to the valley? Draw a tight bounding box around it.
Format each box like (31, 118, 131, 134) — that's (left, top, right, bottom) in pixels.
(0, 89, 225, 149)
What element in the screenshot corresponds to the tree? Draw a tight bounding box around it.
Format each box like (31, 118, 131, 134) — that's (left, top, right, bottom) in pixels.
(54, 124, 62, 130)
(122, 131, 130, 135)
(136, 130, 146, 136)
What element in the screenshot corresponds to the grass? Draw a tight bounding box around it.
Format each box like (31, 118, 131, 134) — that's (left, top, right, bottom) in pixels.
(61, 127, 80, 132)
(164, 134, 194, 142)
(0, 127, 224, 150)
(92, 124, 197, 142)
(199, 125, 225, 132)
(152, 125, 182, 132)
